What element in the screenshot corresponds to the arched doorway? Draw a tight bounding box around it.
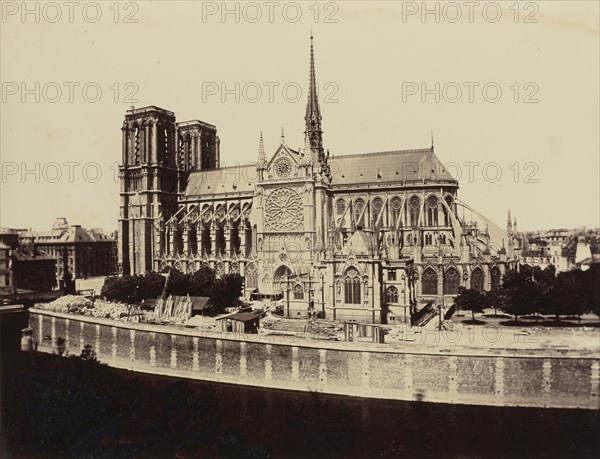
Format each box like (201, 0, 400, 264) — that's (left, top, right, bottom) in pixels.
(273, 265, 293, 295)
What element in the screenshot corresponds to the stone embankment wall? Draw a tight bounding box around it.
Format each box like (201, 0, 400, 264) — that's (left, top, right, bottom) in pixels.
(29, 309, 600, 410)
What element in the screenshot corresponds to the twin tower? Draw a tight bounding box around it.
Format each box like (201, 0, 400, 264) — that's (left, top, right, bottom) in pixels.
(118, 107, 220, 275)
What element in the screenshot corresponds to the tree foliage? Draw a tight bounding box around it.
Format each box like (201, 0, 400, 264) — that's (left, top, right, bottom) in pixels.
(100, 268, 243, 315)
(208, 274, 243, 315)
(497, 269, 539, 320)
(474, 264, 600, 322)
(189, 266, 216, 296)
(482, 288, 501, 316)
(454, 287, 485, 321)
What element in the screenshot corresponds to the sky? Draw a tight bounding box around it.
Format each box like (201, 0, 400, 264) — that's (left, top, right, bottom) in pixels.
(1, 1, 599, 233)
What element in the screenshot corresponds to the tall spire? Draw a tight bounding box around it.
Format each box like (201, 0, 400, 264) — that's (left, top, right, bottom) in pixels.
(304, 32, 324, 164)
(507, 209, 513, 233)
(257, 131, 266, 169)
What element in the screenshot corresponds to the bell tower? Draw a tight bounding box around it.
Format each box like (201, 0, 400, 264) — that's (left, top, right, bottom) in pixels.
(119, 106, 179, 275)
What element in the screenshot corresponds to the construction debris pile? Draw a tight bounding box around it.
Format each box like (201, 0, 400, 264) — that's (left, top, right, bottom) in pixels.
(184, 315, 218, 332)
(37, 295, 153, 321)
(37, 295, 93, 313)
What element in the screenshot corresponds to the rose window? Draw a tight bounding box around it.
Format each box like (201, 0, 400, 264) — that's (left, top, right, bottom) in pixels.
(274, 158, 292, 178)
(265, 187, 303, 231)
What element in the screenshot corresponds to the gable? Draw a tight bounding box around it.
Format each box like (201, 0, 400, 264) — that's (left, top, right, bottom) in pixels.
(266, 144, 302, 180)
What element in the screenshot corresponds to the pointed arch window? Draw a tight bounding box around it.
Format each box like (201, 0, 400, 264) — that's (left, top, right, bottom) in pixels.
(471, 268, 484, 293)
(425, 233, 433, 245)
(371, 197, 384, 224)
(409, 196, 420, 227)
(336, 199, 346, 214)
(354, 199, 365, 227)
(444, 196, 453, 226)
(386, 286, 399, 304)
(133, 124, 141, 164)
(293, 284, 304, 300)
(245, 263, 258, 289)
(344, 268, 361, 304)
(162, 125, 169, 165)
(426, 195, 439, 226)
(422, 268, 438, 295)
(391, 196, 402, 227)
(444, 267, 460, 295)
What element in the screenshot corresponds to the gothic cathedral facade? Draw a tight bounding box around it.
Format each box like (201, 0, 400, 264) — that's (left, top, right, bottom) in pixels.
(119, 37, 519, 324)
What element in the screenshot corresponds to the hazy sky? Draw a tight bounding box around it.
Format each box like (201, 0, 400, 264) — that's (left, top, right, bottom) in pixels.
(1, 1, 598, 232)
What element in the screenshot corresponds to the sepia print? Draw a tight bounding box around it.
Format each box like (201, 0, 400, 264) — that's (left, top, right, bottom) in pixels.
(1, 1, 599, 457)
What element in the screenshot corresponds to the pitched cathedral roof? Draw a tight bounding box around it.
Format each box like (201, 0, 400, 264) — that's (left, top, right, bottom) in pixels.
(183, 146, 456, 197)
(185, 165, 256, 197)
(329, 148, 456, 187)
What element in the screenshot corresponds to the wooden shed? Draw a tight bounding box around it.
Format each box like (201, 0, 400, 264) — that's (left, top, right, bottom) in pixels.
(216, 310, 263, 334)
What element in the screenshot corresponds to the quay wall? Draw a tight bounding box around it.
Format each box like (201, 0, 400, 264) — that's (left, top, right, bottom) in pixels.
(28, 308, 600, 410)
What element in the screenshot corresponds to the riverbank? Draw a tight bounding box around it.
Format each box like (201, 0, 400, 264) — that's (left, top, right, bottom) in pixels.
(28, 308, 600, 410)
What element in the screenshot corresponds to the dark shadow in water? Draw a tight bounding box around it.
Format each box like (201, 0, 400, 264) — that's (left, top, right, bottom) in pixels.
(2, 352, 599, 459)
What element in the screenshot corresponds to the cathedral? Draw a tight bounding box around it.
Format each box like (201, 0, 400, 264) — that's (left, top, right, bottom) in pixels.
(119, 36, 519, 324)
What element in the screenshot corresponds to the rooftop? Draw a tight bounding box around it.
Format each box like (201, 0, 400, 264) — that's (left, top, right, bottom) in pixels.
(329, 148, 457, 186)
(184, 146, 456, 198)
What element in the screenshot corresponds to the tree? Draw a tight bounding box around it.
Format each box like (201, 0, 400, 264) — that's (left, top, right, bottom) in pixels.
(482, 288, 501, 316)
(142, 271, 166, 299)
(128, 274, 145, 302)
(533, 264, 556, 286)
(537, 270, 589, 322)
(100, 276, 125, 301)
(188, 266, 216, 296)
(166, 269, 190, 296)
(532, 265, 556, 320)
(454, 287, 485, 322)
(498, 270, 539, 321)
(101, 272, 166, 302)
(582, 264, 600, 318)
(207, 273, 243, 315)
(559, 271, 589, 321)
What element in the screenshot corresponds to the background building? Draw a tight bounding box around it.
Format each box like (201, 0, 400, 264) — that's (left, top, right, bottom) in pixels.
(517, 227, 600, 272)
(18, 218, 117, 288)
(0, 228, 56, 296)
